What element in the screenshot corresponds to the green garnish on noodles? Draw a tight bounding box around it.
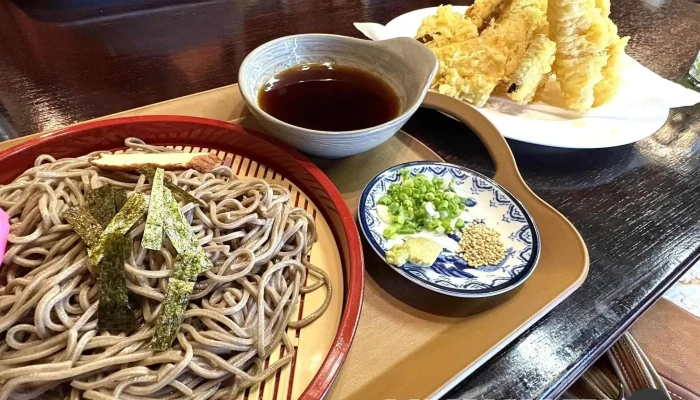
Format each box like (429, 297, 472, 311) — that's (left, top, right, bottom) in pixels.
(90, 192, 148, 265)
(151, 278, 194, 351)
(97, 233, 137, 332)
(64, 206, 103, 248)
(85, 186, 123, 227)
(139, 167, 205, 207)
(141, 168, 165, 250)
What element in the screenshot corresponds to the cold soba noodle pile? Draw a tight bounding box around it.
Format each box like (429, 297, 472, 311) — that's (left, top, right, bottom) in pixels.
(0, 138, 332, 399)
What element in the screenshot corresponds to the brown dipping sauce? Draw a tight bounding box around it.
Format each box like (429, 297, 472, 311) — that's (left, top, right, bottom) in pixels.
(258, 63, 400, 131)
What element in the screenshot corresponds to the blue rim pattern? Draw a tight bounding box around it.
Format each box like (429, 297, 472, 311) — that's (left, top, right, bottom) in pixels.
(358, 161, 541, 298)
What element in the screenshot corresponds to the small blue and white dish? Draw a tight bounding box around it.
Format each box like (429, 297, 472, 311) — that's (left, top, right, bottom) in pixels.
(358, 161, 541, 298)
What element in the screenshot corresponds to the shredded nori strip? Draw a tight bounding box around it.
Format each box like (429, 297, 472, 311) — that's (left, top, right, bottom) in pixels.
(90, 192, 149, 265)
(64, 206, 103, 248)
(161, 189, 213, 273)
(114, 188, 127, 212)
(97, 233, 137, 332)
(85, 186, 117, 227)
(151, 278, 194, 351)
(150, 189, 213, 351)
(142, 168, 165, 250)
(170, 253, 202, 282)
(139, 167, 205, 207)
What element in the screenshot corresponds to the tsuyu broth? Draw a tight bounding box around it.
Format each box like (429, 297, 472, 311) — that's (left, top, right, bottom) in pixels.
(258, 63, 401, 131)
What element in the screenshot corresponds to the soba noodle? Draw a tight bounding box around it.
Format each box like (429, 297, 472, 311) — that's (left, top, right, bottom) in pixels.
(0, 138, 332, 400)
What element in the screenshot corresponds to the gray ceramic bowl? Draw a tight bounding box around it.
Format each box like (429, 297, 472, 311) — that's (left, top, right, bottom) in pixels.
(238, 34, 438, 158)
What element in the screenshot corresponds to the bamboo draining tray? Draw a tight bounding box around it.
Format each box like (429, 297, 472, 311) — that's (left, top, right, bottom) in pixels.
(0, 86, 589, 399)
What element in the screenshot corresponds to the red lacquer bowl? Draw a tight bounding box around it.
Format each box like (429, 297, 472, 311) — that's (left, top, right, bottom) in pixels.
(0, 116, 364, 400)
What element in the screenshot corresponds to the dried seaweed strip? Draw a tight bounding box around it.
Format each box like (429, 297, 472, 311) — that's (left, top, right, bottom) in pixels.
(90, 192, 149, 265)
(97, 233, 137, 332)
(170, 253, 201, 282)
(64, 206, 103, 248)
(114, 188, 127, 212)
(151, 278, 194, 351)
(142, 168, 165, 250)
(85, 186, 117, 227)
(139, 167, 205, 207)
(161, 189, 213, 273)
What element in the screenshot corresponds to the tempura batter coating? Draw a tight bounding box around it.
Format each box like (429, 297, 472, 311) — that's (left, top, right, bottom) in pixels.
(548, 0, 611, 112)
(432, 39, 507, 106)
(506, 33, 556, 104)
(416, 5, 478, 48)
(466, 0, 514, 31)
(593, 35, 629, 106)
(428, 1, 547, 106)
(417, 0, 628, 111)
(481, 1, 547, 82)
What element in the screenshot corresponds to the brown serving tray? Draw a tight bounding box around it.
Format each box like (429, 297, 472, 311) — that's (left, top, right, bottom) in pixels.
(0, 86, 589, 399)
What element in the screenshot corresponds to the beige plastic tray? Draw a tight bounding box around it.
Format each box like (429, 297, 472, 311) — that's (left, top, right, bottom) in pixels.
(0, 86, 589, 399)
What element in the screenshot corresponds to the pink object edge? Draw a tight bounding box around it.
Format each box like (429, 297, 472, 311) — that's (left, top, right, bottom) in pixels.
(0, 209, 9, 266)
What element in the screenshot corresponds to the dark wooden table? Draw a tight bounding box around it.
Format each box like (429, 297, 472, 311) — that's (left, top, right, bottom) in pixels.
(1, 0, 700, 397)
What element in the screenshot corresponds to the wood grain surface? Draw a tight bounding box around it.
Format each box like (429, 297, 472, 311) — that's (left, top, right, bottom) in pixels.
(1, 0, 700, 398)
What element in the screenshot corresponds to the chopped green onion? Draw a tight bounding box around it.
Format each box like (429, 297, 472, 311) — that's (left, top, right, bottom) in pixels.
(388, 203, 400, 215)
(383, 225, 399, 238)
(441, 219, 452, 231)
(455, 219, 465, 229)
(426, 219, 440, 230)
(378, 170, 466, 237)
(398, 227, 416, 234)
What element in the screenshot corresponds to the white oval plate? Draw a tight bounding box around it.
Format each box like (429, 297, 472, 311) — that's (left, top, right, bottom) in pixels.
(358, 162, 541, 298)
(381, 6, 671, 149)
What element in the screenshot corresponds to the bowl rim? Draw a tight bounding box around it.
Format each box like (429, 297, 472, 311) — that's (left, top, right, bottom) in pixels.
(0, 115, 365, 400)
(238, 33, 436, 136)
(357, 160, 542, 298)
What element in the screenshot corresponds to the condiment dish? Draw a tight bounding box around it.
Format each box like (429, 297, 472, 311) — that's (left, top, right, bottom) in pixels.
(358, 161, 541, 298)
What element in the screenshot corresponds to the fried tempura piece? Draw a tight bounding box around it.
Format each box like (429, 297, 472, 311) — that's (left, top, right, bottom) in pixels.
(466, 0, 514, 32)
(506, 34, 556, 104)
(416, 5, 478, 48)
(548, 0, 612, 112)
(481, 2, 547, 82)
(429, 0, 547, 106)
(597, 0, 611, 18)
(432, 40, 507, 106)
(593, 35, 629, 106)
